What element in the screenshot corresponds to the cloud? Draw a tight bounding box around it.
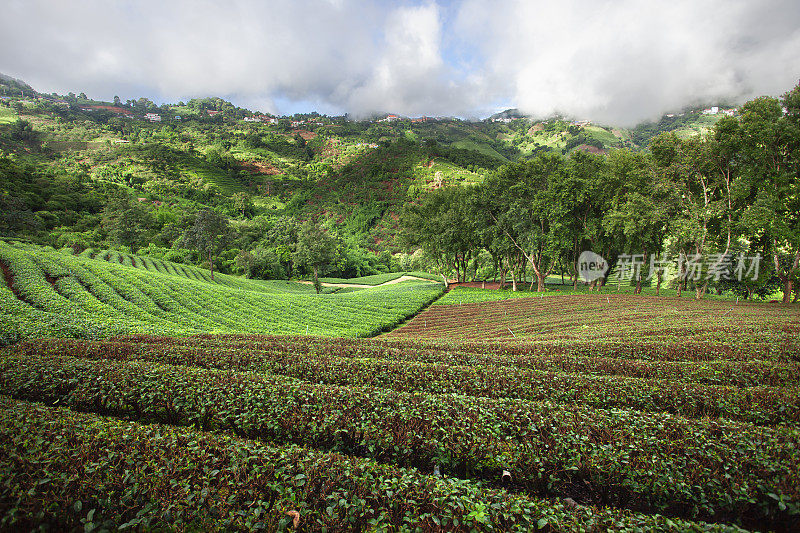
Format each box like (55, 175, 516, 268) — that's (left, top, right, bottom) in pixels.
(456, 0, 800, 125)
(1, 0, 798, 122)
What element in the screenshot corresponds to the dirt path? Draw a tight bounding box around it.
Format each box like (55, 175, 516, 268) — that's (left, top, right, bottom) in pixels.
(297, 275, 438, 289)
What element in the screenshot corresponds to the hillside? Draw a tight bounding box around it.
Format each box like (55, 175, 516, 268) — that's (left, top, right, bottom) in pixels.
(0, 74, 733, 267)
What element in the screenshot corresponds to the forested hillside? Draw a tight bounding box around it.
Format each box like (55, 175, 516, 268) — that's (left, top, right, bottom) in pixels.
(0, 74, 782, 293)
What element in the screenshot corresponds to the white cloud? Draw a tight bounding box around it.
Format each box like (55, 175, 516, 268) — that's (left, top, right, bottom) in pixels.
(345, 3, 483, 117)
(1, 0, 797, 122)
(456, 0, 800, 125)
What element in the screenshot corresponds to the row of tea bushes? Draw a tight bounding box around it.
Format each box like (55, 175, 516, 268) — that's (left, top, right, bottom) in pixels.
(2, 354, 797, 529)
(15, 338, 800, 426)
(0, 396, 746, 532)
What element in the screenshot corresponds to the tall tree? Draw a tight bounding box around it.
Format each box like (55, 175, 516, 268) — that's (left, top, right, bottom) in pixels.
(481, 154, 570, 292)
(604, 149, 672, 294)
(180, 209, 233, 280)
(102, 191, 152, 252)
(650, 133, 736, 299)
(736, 86, 800, 303)
(401, 186, 481, 283)
(294, 220, 340, 293)
(560, 150, 609, 289)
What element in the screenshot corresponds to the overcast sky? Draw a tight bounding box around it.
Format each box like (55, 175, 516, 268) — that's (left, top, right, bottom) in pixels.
(2, 0, 799, 124)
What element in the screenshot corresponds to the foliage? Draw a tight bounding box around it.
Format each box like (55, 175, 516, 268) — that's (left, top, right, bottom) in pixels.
(0, 397, 745, 532)
(0, 241, 444, 343)
(293, 220, 341, 292)
(1, 351, 797, 529)
(179, 209, 233, 279)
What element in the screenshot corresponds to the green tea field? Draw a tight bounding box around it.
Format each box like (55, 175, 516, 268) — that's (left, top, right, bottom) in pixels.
(0, 241, 444, 343)
(1, 243, 799, 531)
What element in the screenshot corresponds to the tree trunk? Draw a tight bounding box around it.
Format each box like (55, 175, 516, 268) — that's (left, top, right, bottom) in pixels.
(695, 280, 708, 300)
(536, 271, 546, 292)
(572, 259, 579, 290)
(656, 270, 662, 296)
(313, 266, 320, 293)
(634, 251, 647, 295)
(775, 251, 800, 304)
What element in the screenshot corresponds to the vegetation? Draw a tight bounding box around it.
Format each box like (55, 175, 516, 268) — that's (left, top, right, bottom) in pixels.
(0, 75, 798, 532)
(0, 397, 746, 532)
(0, 241, 444, 344)
(401, 85, 800, 302)
(2, 315, 798, 529)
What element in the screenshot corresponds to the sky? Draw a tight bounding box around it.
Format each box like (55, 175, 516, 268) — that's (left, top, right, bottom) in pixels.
(2, 0, 799, 125)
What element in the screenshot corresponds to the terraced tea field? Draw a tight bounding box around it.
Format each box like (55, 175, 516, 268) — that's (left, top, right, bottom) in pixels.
(0, 241, 444, 343)
(1, 241, 799, 531)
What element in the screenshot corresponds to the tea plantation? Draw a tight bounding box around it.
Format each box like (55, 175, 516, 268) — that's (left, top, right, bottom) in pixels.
(1, 242, 799, 531)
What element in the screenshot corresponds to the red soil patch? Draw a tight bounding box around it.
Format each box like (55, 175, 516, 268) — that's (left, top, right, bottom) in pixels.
(294, 129, 317, 141)
(89, 105, 132, 115)
(574, 144, 607, 155)
(240, 161, 281, 175)
(529, 123, 544, 134)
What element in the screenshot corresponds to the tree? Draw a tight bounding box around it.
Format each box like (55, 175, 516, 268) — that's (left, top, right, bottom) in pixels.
(480, 154, 570, 291)
(559, 150, 610, 289)
(102, 194, 153, 252)
(401, 186, 481, 283)
(293, 220, 339, 293)
(650, 133, 736, 299)
(231, 191, 252, 217)
(180, 209, 233, 280)
(735, 87, 800, 303)
(603, 149, 672, 294)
